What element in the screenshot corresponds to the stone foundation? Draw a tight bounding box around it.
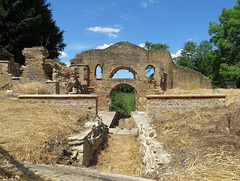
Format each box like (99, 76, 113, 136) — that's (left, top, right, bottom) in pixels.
(67, 116, 108, 166)
(131, 111, 171, 175)
(147, 94, 226, 120)
(18, 94, 98, 118)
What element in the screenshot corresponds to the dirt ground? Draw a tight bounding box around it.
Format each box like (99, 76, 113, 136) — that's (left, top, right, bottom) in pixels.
(92, 134, 143, 177)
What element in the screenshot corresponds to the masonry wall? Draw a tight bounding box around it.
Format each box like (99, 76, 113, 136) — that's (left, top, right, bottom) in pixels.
(71, 42, 174, 111)
(173, 64, 211, 89)
(18, 95, 98, 119)
(147, 94, 225, 120)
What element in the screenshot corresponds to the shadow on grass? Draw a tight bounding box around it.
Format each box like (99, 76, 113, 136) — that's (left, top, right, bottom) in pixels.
(0, 146, 45, 181)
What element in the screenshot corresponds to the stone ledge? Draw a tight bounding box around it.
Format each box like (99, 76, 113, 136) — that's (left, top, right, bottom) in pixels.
(0, 60, 10, 63)
(19, 94, 98, 99)
(146, 94, 226, 99)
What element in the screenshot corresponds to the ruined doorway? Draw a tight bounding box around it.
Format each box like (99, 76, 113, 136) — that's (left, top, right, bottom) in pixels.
(109, 84, 136, 128)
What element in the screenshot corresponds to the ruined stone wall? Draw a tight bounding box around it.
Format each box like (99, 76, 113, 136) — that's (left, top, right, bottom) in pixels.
(71, 42, 173, 111)
(67, 117, 108, 167)
(147, 94, 225, 120)
(173, 64, 211, 89)
(0, 46, 21, 77)
(45, 59, 89, 94)
(18, 94, 98, 119)
(22, 47, 48, 82)
(21, 47, 88, 94)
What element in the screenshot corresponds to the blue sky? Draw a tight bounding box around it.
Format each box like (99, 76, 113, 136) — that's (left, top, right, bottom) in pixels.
(47, 0, 237, 66)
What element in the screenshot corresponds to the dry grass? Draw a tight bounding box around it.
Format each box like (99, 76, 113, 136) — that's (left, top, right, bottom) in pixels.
(153, 89, 240, 180)
(13, 82, 53, 94)
(0, 97, 89, 180)
(93, 134, 143, 177)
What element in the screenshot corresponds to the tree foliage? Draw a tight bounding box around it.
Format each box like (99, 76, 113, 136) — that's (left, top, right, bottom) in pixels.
(174, 40, 214, 77)
(174, 1, 240, 88)
(110, 85, 136, 116)
(208, 0, 240, 88)
(144, 41, 169, 50)
(0, 0, 66, 64)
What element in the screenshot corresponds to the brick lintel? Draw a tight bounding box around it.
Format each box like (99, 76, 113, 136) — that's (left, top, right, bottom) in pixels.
(146, 94, 226, 99)
(19, 94, 99, 99)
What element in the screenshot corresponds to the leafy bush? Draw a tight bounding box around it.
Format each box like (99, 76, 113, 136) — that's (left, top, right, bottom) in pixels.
(111, 91, 136, 116)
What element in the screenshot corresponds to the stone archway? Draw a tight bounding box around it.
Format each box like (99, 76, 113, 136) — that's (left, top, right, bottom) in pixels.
(109, 83, 137, 128)
(109, 83, 137, 113)
(109, 66, 137, 79)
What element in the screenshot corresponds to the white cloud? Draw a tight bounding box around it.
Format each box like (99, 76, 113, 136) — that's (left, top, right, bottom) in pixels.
(97, 44, 113, 49)
(59, 51, 68, 58)
(86, 26, 121, 38)
(140, 0, 156, 8)
(171, 49, 183, 58)
(138, 43, 146, 48)
(140, 2, 148, 8)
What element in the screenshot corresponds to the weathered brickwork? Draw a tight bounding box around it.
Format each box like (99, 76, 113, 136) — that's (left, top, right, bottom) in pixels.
(173, 64, 211, 89)
(71, 42, 211, 111)
(0, 46, 21, 77)
(22, 47, 48, 82)
(147, 94, 225, 120)
(18, 95, 98, 118)
(17, 43, 211, 113)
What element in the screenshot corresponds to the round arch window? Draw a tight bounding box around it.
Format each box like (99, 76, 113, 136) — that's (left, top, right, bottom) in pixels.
(145, 65, 155, 77)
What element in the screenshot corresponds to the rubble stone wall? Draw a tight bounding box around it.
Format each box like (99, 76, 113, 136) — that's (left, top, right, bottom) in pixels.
(18, 94, 98, 119)
(71, 42, 174, 111)
(0, 46, 21, 77)
(67, 117, 108, 167)
(22, 47, 48, 82)
(173, 64, 212, 89)
(147, 94, 226, 120)
(71, 42, 211, 111)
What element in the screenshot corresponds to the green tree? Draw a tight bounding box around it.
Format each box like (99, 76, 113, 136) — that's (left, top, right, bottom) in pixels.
(174, 41, 197, 70)
(0, 0, 66, 64)
(208, 0, 240, 87)
(53, 58, 67, 66)
(144, 41, 169, 50)
(174, 40, 214, 77)
(110, 85, 136, 116)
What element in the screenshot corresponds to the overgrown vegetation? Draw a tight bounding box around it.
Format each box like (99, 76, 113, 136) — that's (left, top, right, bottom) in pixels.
(93, 135, 143, 177)
(151, 89, 240, 180)
(0, 92, 89, 180)
(110, 85, 136, 116)
(13, 82, 53, 94)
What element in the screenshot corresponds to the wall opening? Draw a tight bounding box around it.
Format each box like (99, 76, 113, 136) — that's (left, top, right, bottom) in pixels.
(110, 84, 136, 128)
(112, 69, 134, 79)
(145, 65, 155, 78)
(95, 64, 102, 79)
(109, 66, 137, 79)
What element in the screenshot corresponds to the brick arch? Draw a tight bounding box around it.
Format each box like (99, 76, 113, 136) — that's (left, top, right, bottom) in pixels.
(109, 83, 137, 96)
(109, 66, 137, 79)
(109, 83, 137, 110)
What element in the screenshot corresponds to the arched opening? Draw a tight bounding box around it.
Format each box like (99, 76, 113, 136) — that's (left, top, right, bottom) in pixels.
(112, 69, 134, 79)
(110, 84, 136, 128)
(145, 65, 156, 88)
(95, 64, 102, 79)
(110, 66, 137, 79)
(145, 65, 155, 77)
